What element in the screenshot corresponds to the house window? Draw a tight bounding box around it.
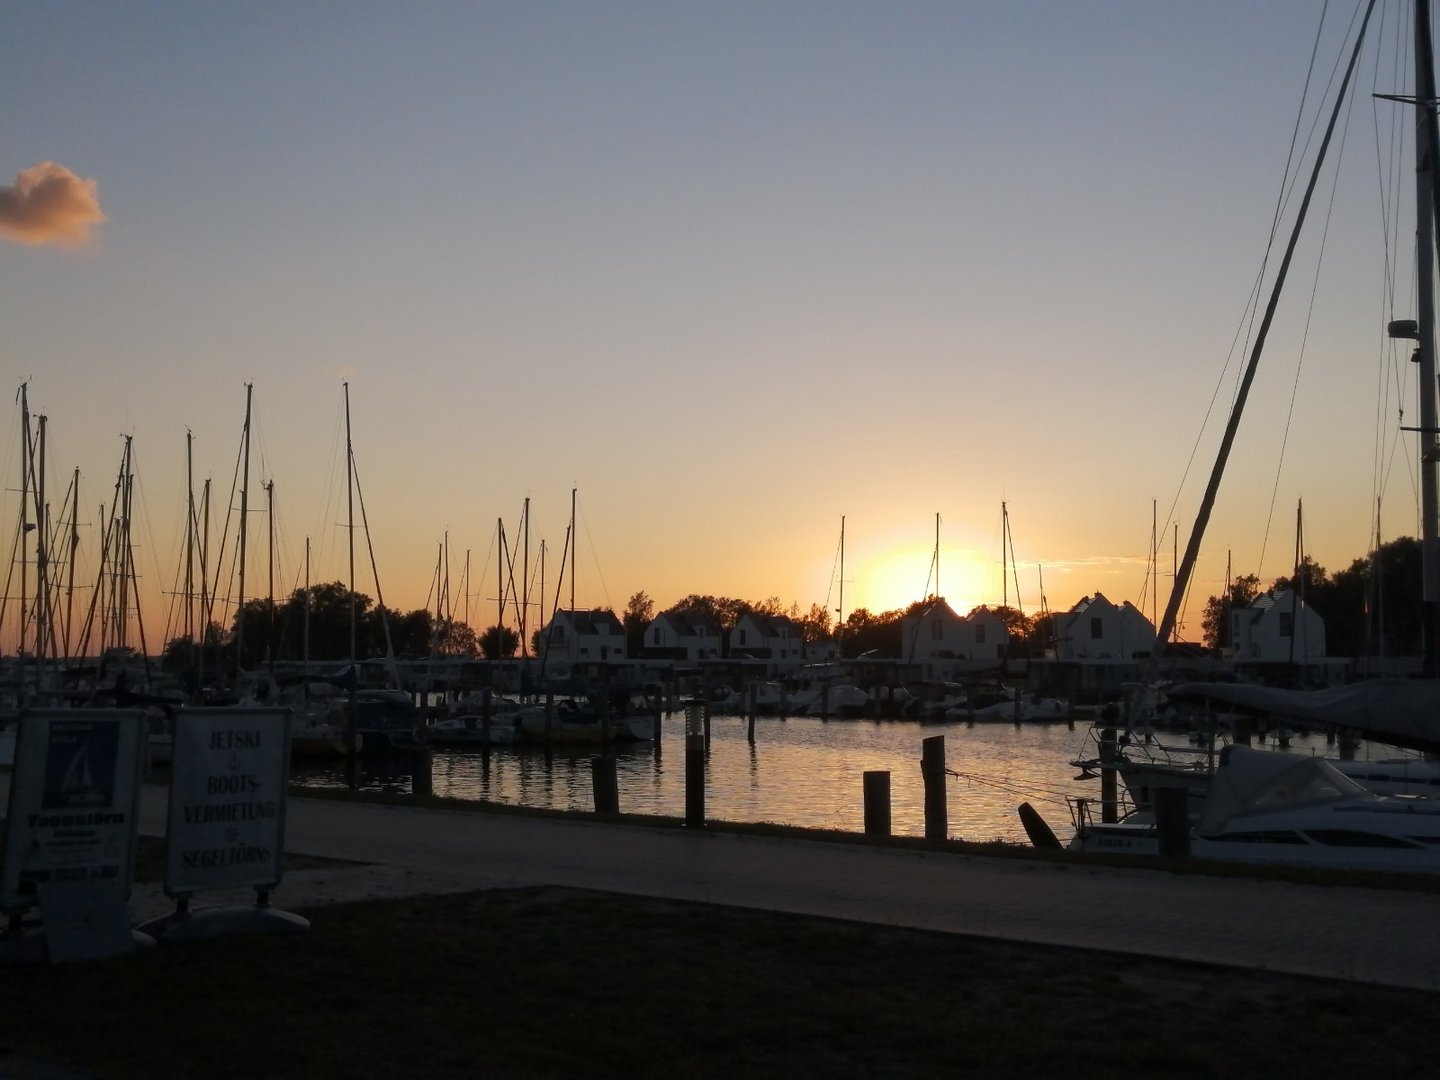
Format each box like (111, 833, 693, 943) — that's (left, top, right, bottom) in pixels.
(975, 624, 987, 645)
(739, 630, 747, 645)
(1091, 617, 1103, 639)
(652, 628, 661, 645)
(1279, 612, 1293, 638)
(931, 620, 943, 641)
(553, 625, 566, 640)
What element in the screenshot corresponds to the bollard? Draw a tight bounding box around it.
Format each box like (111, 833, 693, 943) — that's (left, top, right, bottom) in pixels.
(653, 706, 663, 759)
(863, 770, 892, 836)
(591, 755, 619, 814)
(1099, 727, 1118, 824)
(704, 700, 712, 746)
(921, 735, 947, 841)
(1339, 733, 1358, 761)
(685, 701, 706, 828)
(411, 746, 433, 799)
(1153, 786, 1191, 857)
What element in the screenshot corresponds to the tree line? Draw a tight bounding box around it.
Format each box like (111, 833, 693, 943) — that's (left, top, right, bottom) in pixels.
(159, 536, 1424, 674)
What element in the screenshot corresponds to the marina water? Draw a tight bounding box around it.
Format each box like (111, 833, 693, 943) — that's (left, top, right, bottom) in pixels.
(291, 715, 1353, 844)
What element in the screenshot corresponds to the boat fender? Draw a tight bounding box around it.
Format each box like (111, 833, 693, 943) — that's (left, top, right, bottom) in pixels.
(1018, 802, 1062, 850)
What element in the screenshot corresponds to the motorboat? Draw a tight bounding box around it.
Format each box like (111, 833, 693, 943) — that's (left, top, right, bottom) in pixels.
(1068, 745, 1440, 874)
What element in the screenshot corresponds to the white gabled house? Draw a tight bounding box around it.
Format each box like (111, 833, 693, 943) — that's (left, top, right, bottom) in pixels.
(540, 608, 626, 667)
(642, 611, 722, 662)
(964, 607, 1011, 663)
(1229, 588, 1326, 662)
(1050, 593, 1156, 661)
(898, 599, 1010, 679)
(729, 613, 805, 669)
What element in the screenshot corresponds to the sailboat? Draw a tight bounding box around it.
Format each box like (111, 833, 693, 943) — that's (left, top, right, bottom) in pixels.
(1064, 0, 1440, 873)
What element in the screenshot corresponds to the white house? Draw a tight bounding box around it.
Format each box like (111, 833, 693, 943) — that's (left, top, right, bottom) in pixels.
(729, 613, 805, 669)
(964, 607, 1012, 664)
(899, 599, 967, 679)
(1051, 593, 1156, 662)
(540, 608, 626, 667)
(642, 611, 722, 662)
(898, 600, 1011, 678)
(1229, 588, 1326, 662)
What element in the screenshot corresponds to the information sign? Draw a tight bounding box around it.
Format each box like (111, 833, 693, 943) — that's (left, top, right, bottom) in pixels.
(164, 707, 291, 896)
(1, 709, 146, 914)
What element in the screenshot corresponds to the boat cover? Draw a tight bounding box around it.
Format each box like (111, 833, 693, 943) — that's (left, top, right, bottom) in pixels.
(1165, 679, 1440, 754)
(1198, 745, 1369, 834)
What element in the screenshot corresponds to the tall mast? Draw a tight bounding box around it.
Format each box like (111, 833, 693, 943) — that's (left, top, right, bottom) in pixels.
(236, 382, 252, 681)
(18, 385, 30, 670)
(496, 517, 504, 653)
(34, 413, 49, 667)
(1155, 3, 1376, 652)
(266, 478, 275, 671)
(185, 432, 195, 643)
(63, 466, 79, 661)
(837, 515, 845, 655)
(522, 497, 530, 653)
(1003, 502, 1011, 610)
(344, 382, 356, 670)
(304, 536, 311, 674)
(569, 488, 577, 614)
(1414, 0, 1440, 675)
(934, 512, 940, 601)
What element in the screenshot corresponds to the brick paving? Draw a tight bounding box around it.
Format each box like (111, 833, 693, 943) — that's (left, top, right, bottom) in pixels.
(124, 786, 1440, 992)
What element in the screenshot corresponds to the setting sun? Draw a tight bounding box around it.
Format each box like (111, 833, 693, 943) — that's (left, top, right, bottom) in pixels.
(849, 546, 997, 617)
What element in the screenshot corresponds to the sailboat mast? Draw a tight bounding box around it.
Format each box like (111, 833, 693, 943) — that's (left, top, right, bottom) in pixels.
(266, 478, 275, 671)
(837, 515, 845, 656)
(344, 382, 356, 672)
(1001, 502, 1008, 610)
(1155, 3, 1376, 652)
(569, 487, 576, 614)
(934, 512, 940, 601)
(236, 382, 252, 681)
(185, 432, 195, 644)
(522, 497, 530, 653)
(1413, 0, 1440, 676)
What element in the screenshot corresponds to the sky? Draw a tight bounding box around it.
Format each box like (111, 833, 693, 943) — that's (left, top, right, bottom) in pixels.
(0, 1, 1430, 652)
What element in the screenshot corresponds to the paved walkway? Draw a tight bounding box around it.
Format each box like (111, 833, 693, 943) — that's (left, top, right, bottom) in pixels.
(117, 783, 1440, 992)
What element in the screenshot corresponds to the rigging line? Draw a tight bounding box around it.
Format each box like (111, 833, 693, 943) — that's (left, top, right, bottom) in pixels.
(1160, 3, 1356, 564)
(575, 498, 613, 614)
(1259, 59, 1363, 580)
(1157, 0, 1380, 651)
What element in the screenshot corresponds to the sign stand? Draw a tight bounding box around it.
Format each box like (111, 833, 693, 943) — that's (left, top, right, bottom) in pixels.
(136, 707, 309, 943)
(0, 709, 153, 965)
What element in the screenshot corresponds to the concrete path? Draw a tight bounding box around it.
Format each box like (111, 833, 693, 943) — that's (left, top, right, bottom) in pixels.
(118, 783, 1440, 993)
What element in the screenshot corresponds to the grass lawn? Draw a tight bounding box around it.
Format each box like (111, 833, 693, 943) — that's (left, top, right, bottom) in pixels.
(0, 883, 1435, 1079)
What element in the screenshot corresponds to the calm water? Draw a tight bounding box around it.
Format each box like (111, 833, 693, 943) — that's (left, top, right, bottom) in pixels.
(291, 714, 1356, 844)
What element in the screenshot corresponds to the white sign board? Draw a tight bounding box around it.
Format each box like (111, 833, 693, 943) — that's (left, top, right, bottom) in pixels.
(164, 707, 291, 896)
(2, 710, 146, 914)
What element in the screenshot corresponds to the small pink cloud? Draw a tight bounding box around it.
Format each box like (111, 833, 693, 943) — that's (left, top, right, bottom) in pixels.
(0, 161, 106, 247)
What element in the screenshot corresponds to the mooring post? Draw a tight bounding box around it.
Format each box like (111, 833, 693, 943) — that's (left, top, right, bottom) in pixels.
(703, 699, 712, 747)
(921, 735, 947, 841)
(591, 755, 619, 814)
(1153, 785, 1190, 857)
(685, 701, 705, 827)
(411, 746, 433, 799)
(863, 770, 892, 836)
(1099, 727, 1118, 824)
(747, 682, 757, 728)
(1339, 733, 1358, 760)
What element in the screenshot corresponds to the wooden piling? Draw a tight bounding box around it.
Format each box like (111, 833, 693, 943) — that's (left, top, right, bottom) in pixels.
(921, 735, 947, 841)
(1099, 727, 1118, 824)
(1153, 786, 1191, 857)
(685, 702, 705, 828)
(863, 770, 891, 836)
(591, 755, 619, 814)
(411, 747, 433, 799)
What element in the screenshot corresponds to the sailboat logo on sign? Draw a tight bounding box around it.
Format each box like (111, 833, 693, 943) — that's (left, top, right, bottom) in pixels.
(41, 720, 120, 810)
